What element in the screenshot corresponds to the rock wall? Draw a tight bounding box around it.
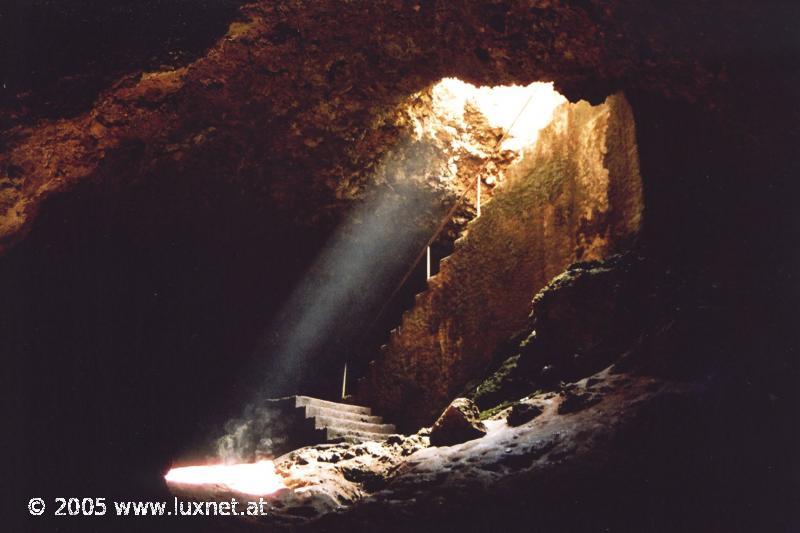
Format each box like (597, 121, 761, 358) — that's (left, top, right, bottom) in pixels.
(356, 94, 642, 430)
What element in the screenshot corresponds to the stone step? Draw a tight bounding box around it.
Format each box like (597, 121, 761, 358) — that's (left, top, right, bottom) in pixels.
(295, 395, 372, 415)
(303, 404, 384, 424)
(312, 414, 396, 435)
(324, 426, 393, 442)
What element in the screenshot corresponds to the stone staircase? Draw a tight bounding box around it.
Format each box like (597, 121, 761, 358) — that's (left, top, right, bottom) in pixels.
(261, 395, 396, 455)
(297, 396, 396, 441)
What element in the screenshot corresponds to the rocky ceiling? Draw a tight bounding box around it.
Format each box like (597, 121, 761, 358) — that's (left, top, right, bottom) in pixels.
(0, 0, 785, 253)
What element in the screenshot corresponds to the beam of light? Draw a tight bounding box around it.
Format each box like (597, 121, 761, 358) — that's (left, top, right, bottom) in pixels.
(252, 178, 436, 399)
(212, 177, 437, 461)
(164, 460, 285, 496)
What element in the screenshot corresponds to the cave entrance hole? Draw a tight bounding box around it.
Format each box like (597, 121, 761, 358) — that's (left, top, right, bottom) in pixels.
(342, 78, 568, 398)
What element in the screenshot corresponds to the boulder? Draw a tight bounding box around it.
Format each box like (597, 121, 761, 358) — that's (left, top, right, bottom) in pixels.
(558, 389, 602, 415)
(506, 402, 543, 427)
(518, 254, 653, 381)
(429, 398, 487, 446)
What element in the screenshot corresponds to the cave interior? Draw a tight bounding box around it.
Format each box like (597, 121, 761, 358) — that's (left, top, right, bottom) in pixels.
(2, 1, 798, 531)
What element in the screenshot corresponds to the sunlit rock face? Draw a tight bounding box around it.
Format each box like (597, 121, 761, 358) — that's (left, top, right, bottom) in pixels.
(357, 94, 643, 430)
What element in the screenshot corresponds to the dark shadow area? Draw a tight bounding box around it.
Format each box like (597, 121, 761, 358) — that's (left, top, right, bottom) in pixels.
(0, 0, 250, 127)
(0, 169, 330, 527)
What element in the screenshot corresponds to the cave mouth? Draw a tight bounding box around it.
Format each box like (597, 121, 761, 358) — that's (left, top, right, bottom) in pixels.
(247, 78, 574, 406)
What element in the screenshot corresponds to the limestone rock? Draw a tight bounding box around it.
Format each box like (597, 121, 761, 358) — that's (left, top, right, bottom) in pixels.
(429, 398, 487, 446)
(506, 402, 543, 427)
(557, 389, 603, 415)
(466, 254, 655, 415)
(518, 254, 653, 382)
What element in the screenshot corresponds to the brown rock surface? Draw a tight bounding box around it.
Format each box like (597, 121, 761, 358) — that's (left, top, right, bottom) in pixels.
(429, 397, 487, 446)
(506, 401, 544, 427)
(518, 253, 653, 382)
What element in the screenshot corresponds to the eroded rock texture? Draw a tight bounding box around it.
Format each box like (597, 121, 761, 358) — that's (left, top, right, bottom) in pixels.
(169, 366, 790, 532)
(429, 397, 487, 446)
(357, 94, 642, 430)
(0, 0, 747, 252)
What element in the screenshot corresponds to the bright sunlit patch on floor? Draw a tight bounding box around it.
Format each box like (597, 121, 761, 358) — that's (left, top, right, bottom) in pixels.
(165, 460, 286, 496)
(431, 78, 566, 151)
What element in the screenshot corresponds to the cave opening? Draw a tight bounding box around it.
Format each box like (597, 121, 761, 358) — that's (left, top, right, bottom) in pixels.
(241, 78, 573, 406)
(339, 78, 571, 393)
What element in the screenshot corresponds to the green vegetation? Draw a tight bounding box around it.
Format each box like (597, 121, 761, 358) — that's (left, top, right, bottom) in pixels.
(479, 400, 516, 420)
(470, 355, 520, 405)
(466, 352, 542, 416)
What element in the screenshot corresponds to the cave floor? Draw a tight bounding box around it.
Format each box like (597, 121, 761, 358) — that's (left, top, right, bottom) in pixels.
(171, 367, 706, 532)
